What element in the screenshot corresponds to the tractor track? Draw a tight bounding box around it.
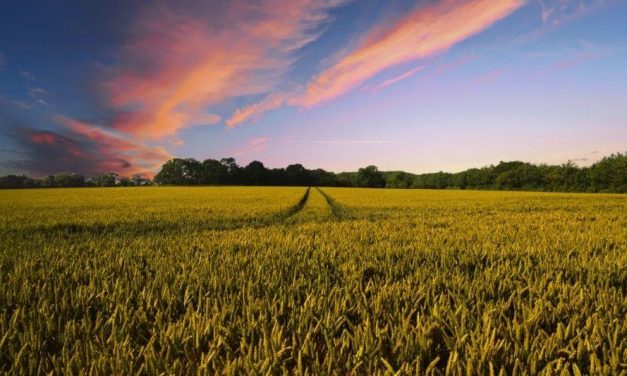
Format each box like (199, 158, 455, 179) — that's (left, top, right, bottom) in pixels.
(20, 186, 350, 239)
(315, 187, 344, 219)
(22, 187, 314, 237)
(281, 187, 311, 219)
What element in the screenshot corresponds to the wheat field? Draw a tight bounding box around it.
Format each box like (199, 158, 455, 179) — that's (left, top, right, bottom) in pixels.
(0, 187, 625, 375)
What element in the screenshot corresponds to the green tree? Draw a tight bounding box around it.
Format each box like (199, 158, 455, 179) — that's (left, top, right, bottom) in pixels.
(356, 165, 385, 188)
(154, 158, 202, 185)
(589, 153, 627, 192)
(53, 173, 85, 187)
(244, 161, 270, 185)
(285, 164, 310, 186)
(385, 171, 413, 188)
(91, 173, 118, 187)
(202, 159, 228, 185)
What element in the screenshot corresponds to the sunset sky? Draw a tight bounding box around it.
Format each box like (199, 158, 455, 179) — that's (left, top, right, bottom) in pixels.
(1, 0, 626, 177)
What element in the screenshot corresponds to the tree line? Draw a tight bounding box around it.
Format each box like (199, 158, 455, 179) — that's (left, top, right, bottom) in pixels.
(0, 173, 153, 189)
(386, 153, 626, 193)
(1, 153, 625, 193)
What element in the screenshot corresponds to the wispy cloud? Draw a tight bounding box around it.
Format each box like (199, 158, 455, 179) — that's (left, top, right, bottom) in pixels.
(297, 0, 524, 107)
(471, 66, 508, 85)
(103, 0, 347, 140)
(56, 116, 170, 176)
(547, 50, 610, 71)
(20, 70, 35, 81)
(288, 140, 392, 144)
(10, 100, 32, 110)
(516, 0, 613, 44)
(27, 85, 52, 106)
(0, 89, 32, 110)
(36, 99, 52, 107)
(3, 112, 170, 178)
(228, 0, 525, 125)
(368, 66, 424, 93)
(27, 86, 47, 98)
(5, 0, 349, 176)
(227, 92, 290, 127)
(233, 137, 270, 156)
(538, 0, 606, 25)
(525, 42, 614, 79)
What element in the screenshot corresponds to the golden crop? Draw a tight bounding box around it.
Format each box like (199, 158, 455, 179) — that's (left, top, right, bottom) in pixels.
(0, 187, 625, 375)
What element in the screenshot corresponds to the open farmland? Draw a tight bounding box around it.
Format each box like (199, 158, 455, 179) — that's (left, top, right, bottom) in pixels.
(0, 187, 626, 374)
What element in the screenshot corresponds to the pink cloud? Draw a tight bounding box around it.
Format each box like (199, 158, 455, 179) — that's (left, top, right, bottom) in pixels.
(297, 0, 525, 107)
(228, 0, 525, 125)
(103, 0, 346, 140)
(233, 137, 270, 156)
(368, 66, 424, 93)
(29, 132, 57, 145)
(548, 50, 609, 71)
(471, 66, 508, 85)
(288, 140, 392, 144)
(226, 92, 290, 127)
(55, 116, 171, 177)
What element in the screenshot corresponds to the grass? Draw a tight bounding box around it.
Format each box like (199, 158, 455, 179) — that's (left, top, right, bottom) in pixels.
(0, 187, 625, 374)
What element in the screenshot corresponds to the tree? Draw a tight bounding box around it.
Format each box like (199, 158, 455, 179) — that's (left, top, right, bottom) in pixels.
(243, 161, 270, 185)
(184, 158, 204, 184)
(130, 175, 153, 186)
(0, 175, 33, 189)
(53, 173, 85, 187)
(201, 159, 228, 185)
(494, 162, 544, 190)
(412, 172, 452, 189)
(385, 171, 414, 188)
(155, 159, 186, 184)
(91, 173, 118, 187)
(220, 157, 242, 184)
(154, 158, 202, 185)
(285, 164, 310, 186)
(310, 168, 338, 187)
(356, 165, 385, 188)
(589, 153, 627, 192)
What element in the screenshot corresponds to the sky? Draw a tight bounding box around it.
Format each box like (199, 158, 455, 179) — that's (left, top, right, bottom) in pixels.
(0, 0, 626, 177)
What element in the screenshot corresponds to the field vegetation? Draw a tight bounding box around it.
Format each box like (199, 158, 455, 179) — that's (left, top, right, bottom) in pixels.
(1, 187, 625, 374)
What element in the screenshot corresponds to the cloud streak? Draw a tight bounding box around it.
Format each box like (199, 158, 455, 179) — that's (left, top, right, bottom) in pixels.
(57, 116, 170, 175)
(233, 137, 270, 156)
(20, 70, 35, 81)
(297, 0, 525, 107)
(228, 0, 525, 125)
(538, 0, 605, 25)
(4, 0, 348, 177)
(515, 0, 611, 44)
(368, 66, 424, 93)
(5, 116, 170, 178)
(227, 92, 291, 127)
(104, 0, 346, 139)
(288, 140, 392, 144)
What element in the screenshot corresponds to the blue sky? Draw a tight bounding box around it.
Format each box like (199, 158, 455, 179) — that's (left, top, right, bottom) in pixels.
(0, 0, 625, 177)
